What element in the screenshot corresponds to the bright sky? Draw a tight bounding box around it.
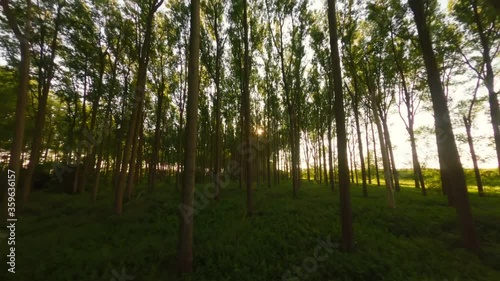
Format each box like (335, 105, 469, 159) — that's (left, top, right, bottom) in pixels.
(1, 0, 497, 170)
(304, 0, 498, 169)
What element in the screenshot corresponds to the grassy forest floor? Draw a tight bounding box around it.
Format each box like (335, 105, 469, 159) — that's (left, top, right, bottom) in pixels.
(1, 169, 500, 281)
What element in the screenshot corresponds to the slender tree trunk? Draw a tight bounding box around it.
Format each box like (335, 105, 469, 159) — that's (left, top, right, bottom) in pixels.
(470, 0, 500, 175)
(149, 81, 165, 189)
(353, 136, 358, 186)
(125, 111, 143, 201)
(112, 75, 128, 188)
(365, 120, 372, 185)
(317, 133, 321, 184)
(213, 16, 222, 200)
(381, 117, 400, 192)
(349, 138, 354, 184)
(370, 117, 380, 186)
(92, 99, 112, 202)
(243, 0, 253, 214)
(73, 65, 88, 194)
(267, 126, 272, 188)
(114, 0, 162, 215)
(327, 124, 334, 191)
(364, 67, 395, 207)
(354, 109, 367, 196)
(328, 0, 353, 251)
(409, 124, 426, 195)
(81, 50, 107, 194)
(304, 133, 311, 182)
(176, 0, 200, 272)
(326, 58, 335, 191)
(464, 117, 484, 196)
(371, 98, 395, 208)
(273, 136, 278, 186)
(390, 26, 424, 193)
(137, 114, 145, 184)
(313, 138, 318, 182)
(1, 0, 32, 222)
(410, 0, 480, 253)
(322, 135, 328, 186)
(21, 5, 61, 202)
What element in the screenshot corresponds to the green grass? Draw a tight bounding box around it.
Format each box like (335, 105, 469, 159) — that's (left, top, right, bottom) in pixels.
(1, 174, 499, 281)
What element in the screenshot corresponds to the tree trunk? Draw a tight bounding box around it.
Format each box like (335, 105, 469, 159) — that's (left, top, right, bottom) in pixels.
(243, 0, 253, 214)
(410, 0, 480, 253)
(1, 0, 32, 223)
(149, 81, 165, 189)
(21, 5, 61, 202)
(176, 0, 200, 273)
(409, 124, 426, 195)
(213, 14, 222, 200)
(365, 120, 372, 185)
(125, 111, 143, 201)
(381, 117, 400, 192)
(354, 106, 367, 196)
(370, 117, 380, 186)
(304, 133, 311, 182)
(114, 0, 162, 215)
(322, 135, 328, 186)
(328, 0, 353, 251)
(73, 64, 88, 194)
(365, 69, 395, 208)
(470, 0, 500, 175)
(92, 98, 112, 202)
(464, 117, 484, 196)
(327, 123, 335, 191)
(80, 48, 107, 194)
(349, 138, 355, 184)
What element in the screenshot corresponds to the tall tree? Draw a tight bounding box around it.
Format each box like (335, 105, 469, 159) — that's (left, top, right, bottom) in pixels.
(451, 0, 500, 175)
(243, 0, 253, 214)
(201, 0, 226, 199)
(114, 0, 163, 215)
(460, 76, 485, 196)
(176, 0, 200, 273)
(1, 0, 32, 222)
(327, 0, 353, 251)
(409, 0, 480, 253)
(341, 0, 367, 196)
(21, 1, 63, 202)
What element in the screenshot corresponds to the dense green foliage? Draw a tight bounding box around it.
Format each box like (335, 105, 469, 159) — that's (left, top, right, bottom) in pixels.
(1, 172, 499, 281)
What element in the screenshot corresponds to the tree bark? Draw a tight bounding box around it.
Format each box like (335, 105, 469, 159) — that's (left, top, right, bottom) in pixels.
(1, 0, 32, 222)
(463, 116, 484, 197)
(381, 116, 400, 192)
(370, 115, 380, 186)
(410, 0, 480, 253)
(114, 0, 162, 215)
(322, 135, 328, 186)
(470, 0, 500, 175)
(327, 0, 353, 251)
(243, 0, 253, 214)
(213, 11, 222, 200)
(149, 80, 165, 189)
(21, 4, 62, 202)
(365, 120, 372, 185)
(176, 0, 200, 273)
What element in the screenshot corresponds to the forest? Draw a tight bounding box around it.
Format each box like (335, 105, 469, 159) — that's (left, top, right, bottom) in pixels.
(0, 0, 499, 280)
